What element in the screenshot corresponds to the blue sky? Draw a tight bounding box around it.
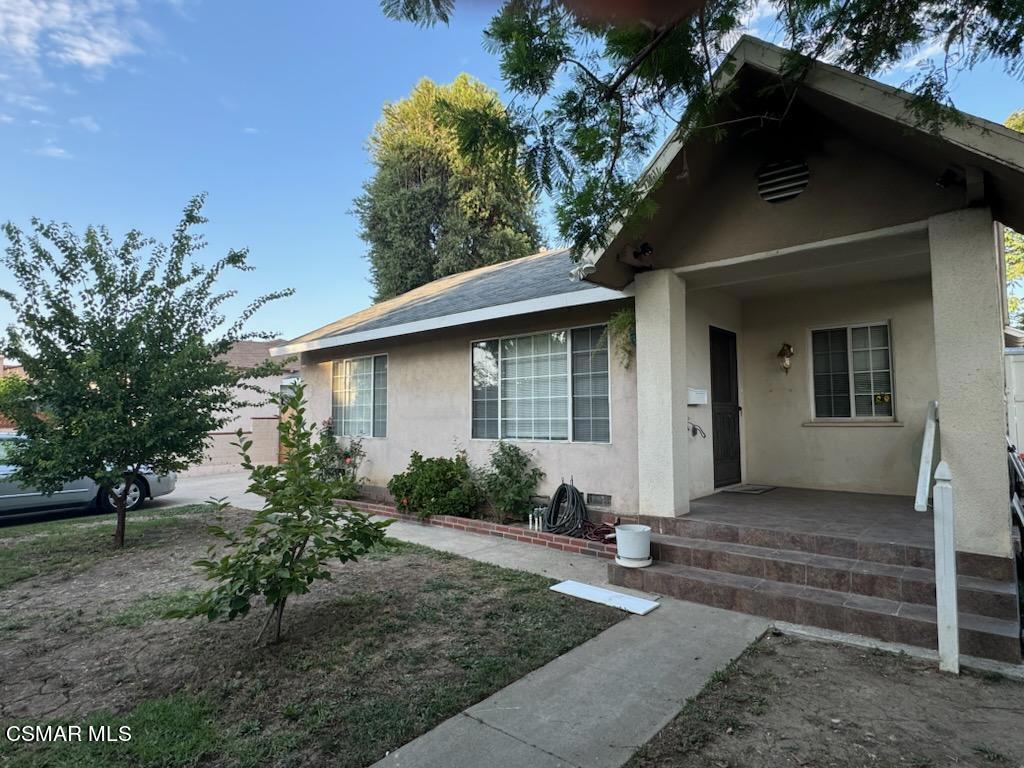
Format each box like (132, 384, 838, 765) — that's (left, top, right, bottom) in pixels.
(0, 1, 1021, 343)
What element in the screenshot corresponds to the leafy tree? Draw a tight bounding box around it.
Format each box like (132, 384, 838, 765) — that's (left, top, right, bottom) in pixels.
(355, 74, 541, 301)
(0, 195, 290, 548)
(1006, 110, 1024, 327)
(382, 0, 1024, 257)
(185, 383, 391, 645)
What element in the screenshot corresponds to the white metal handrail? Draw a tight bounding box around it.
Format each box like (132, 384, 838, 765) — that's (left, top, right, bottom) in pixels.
(932, 461, 960, 674)
(915, 400, 939, 512)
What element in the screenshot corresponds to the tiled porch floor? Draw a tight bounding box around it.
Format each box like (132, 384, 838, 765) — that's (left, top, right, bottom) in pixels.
(689, 487, 933, 549)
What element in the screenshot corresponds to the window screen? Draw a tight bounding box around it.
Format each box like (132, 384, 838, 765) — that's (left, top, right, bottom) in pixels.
(471, 325, 610, 443)
(812, 328, 851, 418)
(472, 340, 499, 439)
(372, 355, 388, 437)
(851, 324, 892, 417)
(571, 325, 610, 442)
(500, 331, 569, 441)
(333, 354, 388, 437)
(812, 324, 893, 419)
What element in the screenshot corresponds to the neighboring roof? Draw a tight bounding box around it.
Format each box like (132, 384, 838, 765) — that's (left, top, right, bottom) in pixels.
(273, 249, 628, 356)
(582, 34, 1024, 281)
(224, 340, 298, 372)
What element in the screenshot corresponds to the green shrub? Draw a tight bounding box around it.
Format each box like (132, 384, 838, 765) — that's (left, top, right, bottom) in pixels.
(314, 422, 364, 499)
(481, 441, 545, 522)
(388, 450, 483, 519)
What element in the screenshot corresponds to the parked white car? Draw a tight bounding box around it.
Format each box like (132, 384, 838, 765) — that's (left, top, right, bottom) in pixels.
(0, 434, 176, 515)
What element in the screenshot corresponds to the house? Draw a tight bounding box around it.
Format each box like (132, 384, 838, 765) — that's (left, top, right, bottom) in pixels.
(186, 340, 298, 475)
(0, 356, 26, 435)
(273, 37, 1024, 662)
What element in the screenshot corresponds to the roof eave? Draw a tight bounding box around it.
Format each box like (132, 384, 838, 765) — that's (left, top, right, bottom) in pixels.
(270, 284, 631, 357)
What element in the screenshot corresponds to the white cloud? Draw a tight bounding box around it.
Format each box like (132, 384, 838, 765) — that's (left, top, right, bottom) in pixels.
(242, 126, 259, 135)
(0, 0, 147, 74)
(29, 143, 71, 159)
(70, 114, 100, 132)
(0, 114, 13, 124)
(4, 91, 48, 111)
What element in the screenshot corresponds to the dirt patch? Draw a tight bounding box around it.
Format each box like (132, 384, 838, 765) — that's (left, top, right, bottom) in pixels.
(629, 632, 1024, 768)
(0, 507, 623, 767)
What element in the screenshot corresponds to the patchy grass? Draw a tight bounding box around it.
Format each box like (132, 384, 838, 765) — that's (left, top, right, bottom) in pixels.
(627, 633, 1024, 768)
(1, 695, 218, 768)
(2, 525, 622, 768)
(107, 589, 204, 628)
(0, 505, 212, 590)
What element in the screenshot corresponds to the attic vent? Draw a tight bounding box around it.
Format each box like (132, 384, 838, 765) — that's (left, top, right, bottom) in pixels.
(757, 159, 810, 203)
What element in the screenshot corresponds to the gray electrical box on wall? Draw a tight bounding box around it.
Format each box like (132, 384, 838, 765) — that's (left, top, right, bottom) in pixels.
(687, 387, 708, 406)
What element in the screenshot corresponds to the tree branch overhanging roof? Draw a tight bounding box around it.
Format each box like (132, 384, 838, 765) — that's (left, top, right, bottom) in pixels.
(579, 35, 1024, 285)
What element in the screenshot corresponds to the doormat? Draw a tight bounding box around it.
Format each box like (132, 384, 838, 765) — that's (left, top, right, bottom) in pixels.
(722, 484, 777, 495)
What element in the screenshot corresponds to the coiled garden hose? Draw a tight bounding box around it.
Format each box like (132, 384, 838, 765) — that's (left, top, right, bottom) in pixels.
(543, 481, 616, 542)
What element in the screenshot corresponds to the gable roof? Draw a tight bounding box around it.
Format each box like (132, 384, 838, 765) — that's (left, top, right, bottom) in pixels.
(223, 340, 299, 372)
(582, 35, 1024, 285)
(272, 249, 627, 356)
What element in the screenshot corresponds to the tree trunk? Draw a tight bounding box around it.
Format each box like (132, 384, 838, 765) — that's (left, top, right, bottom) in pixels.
(112, 491, 127, 548)
(273, 597, 287, 644)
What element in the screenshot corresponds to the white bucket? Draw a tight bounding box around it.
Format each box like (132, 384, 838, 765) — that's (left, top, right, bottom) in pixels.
(614, 524, 653, 568)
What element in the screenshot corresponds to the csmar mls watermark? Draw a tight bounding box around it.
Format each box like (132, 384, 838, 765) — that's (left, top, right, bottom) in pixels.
(5, 725, 131, 743)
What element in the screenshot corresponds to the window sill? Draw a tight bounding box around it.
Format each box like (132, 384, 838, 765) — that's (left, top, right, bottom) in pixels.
(468, 437, 612, 446)
(802, 420, 903, 428)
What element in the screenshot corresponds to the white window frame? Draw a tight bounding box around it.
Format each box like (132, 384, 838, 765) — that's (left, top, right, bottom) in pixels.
(469, 323, 612, 445)
(332, 353, 389, 439)
(807, 321, 896, 422)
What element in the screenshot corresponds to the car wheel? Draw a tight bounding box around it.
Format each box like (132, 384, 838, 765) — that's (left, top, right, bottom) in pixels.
(101, 478, 146, 513)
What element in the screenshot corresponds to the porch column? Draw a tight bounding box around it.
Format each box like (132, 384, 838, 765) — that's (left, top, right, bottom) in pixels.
(634, 269, 689, 516)
(928, 208, 1011, 558)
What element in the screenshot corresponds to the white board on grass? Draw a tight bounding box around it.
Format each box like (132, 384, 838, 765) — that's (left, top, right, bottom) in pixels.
(550, 580, 660, 615)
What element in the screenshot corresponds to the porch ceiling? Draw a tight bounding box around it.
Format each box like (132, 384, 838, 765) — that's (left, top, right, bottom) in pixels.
(674, 221, 931, 298)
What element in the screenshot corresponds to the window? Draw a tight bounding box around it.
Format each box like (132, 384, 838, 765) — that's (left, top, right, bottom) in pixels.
(812, 323, 893, 419)
(571, 325, 610, 442)
(333, 354, 388, 437)
(471, 325, 609, 443)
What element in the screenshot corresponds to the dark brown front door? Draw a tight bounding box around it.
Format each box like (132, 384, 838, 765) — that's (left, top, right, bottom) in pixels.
(710, 326, 741, 488)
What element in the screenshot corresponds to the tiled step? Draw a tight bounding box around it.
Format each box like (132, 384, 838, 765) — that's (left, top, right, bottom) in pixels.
(650, 534, 1019, 621)
(609, 562, 1022, 663)
(621, 514, 1015, 581)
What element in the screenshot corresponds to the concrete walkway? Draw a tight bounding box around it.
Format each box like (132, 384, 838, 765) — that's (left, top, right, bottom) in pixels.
(149, 470, 265, 511)
(373, 520, 770, 768)
(381, 518, 613, 585)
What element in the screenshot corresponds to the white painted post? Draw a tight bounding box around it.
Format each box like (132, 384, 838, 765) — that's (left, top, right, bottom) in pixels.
(932, 461, 960, 674)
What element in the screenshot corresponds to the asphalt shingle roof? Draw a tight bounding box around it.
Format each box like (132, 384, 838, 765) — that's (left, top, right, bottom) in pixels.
(287, 249, 596, 346)
(222, 340, 299, 372)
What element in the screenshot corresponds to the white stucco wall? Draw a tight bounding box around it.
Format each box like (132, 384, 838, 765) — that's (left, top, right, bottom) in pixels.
(300, 303, 640, 514)
(740, 276, 938, 496)
(634, 270, 689, 516)
(929, 209, 1011, 558)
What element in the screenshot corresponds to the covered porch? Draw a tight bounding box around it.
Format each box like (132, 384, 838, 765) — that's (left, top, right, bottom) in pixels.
(631, 209, 1013, 567)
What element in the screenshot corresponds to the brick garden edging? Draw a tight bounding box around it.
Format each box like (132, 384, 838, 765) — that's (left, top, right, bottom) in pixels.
(336, 498, 617, 560)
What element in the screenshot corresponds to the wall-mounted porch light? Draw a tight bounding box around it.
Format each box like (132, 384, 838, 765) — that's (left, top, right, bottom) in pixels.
(777, 343, 795, 374)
